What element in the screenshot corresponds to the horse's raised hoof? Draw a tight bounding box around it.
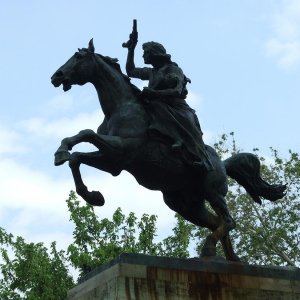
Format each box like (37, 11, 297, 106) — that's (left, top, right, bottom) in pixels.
(54, 151, 71, 166)
(86, 191, 105, 206)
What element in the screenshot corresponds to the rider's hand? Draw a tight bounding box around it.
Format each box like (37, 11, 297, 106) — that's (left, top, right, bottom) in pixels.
(128, 36, 137, 50)
(123, 34, 137, 50)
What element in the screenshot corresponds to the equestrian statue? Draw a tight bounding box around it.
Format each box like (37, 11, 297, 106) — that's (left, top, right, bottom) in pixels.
(51, 20, 286, 262)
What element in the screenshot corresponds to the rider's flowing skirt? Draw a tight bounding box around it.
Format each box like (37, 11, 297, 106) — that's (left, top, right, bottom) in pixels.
(144, 98, 211, 170)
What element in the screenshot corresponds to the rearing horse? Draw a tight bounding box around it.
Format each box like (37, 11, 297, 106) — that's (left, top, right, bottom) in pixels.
(51, 40, 286, 261)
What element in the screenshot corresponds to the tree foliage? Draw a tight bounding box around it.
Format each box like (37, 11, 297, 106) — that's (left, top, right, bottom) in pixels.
(0, 228, 73, 300)
(0, 134, 299, 298)
(66, 191, 194, 278)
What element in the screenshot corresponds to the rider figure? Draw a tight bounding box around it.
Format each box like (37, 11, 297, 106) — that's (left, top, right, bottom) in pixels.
(124, 35, 212, 173)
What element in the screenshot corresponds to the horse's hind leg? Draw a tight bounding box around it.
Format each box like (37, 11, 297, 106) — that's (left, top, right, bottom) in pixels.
(164, 192, 224, 250)
(220, 234, 240, 262)
(163, 191, 219, 230)
(164, 191, 240, 261)
(203, 194, 240, 261)
(188, 205, 239, 262)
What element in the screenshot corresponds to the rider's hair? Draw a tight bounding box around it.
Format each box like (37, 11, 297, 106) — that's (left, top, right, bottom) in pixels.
(142, 42, 171, 63)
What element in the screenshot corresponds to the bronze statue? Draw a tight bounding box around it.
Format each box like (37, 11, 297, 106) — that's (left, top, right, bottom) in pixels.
(51, 22, 286, 262)
(124, 35, 212, 174)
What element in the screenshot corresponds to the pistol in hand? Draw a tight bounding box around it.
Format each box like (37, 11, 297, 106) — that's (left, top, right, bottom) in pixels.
(122, 19, 138, 49)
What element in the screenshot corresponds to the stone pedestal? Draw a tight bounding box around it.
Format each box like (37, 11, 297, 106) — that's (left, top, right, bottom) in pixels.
(68, 253, 300, 300)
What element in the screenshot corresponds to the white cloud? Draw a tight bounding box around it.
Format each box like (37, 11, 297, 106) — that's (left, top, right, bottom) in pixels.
(266, 39, 300, 68)
(20, 110, 103, 140)
(0, 126, 27, 155)
(265, 0, 300, 69)
(0, 158, 72, 213)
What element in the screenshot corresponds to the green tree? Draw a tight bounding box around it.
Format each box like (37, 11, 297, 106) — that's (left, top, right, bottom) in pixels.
(201, 133, 300, 266)
(66, 191, 195, 277)
(0, 228, 73, 300)
(0, 195, 196, 298)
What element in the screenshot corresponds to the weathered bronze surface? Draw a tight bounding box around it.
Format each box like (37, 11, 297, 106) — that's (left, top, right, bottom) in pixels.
(51, 21, 286, 262)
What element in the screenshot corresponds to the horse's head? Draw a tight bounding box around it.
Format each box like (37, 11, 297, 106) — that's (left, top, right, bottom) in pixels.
(51, 39, 96, 91)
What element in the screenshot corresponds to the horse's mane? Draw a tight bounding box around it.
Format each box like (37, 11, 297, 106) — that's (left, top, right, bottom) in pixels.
(96, 54, 141, 96)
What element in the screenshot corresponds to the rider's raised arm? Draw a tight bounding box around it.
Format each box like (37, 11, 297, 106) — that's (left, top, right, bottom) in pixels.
(126, 47, 151, 80)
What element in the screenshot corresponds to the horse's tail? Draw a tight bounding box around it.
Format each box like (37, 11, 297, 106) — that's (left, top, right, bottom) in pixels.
(223, 153, 286, 204)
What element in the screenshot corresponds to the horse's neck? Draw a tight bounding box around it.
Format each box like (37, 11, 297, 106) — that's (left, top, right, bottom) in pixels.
(91, 57, 135, 117)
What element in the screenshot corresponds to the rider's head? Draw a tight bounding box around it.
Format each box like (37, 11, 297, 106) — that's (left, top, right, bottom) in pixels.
(142, 42, 171, 66)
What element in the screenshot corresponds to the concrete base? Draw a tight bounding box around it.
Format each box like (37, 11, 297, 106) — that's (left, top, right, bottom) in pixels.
(68, 253, 300, 300)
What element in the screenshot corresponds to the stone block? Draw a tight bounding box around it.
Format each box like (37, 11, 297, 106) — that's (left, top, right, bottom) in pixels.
(68, 253, 300, 300)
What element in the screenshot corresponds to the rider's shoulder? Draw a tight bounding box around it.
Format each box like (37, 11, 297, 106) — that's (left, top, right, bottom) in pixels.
(163, 63, 184, 75)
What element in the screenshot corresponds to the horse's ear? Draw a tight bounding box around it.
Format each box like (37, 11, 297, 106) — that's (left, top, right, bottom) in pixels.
(88, 39, 95, 53)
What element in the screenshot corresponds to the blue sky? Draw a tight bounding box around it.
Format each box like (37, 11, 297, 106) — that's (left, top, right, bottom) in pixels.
(0, 1, 300, 251)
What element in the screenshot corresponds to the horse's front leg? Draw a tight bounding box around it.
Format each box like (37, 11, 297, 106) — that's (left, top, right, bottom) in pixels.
(69, 157, 104, 206)
(68, 151, 122, 206)
(54, 129, 124, 166)
(55, 129, 93, 166)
